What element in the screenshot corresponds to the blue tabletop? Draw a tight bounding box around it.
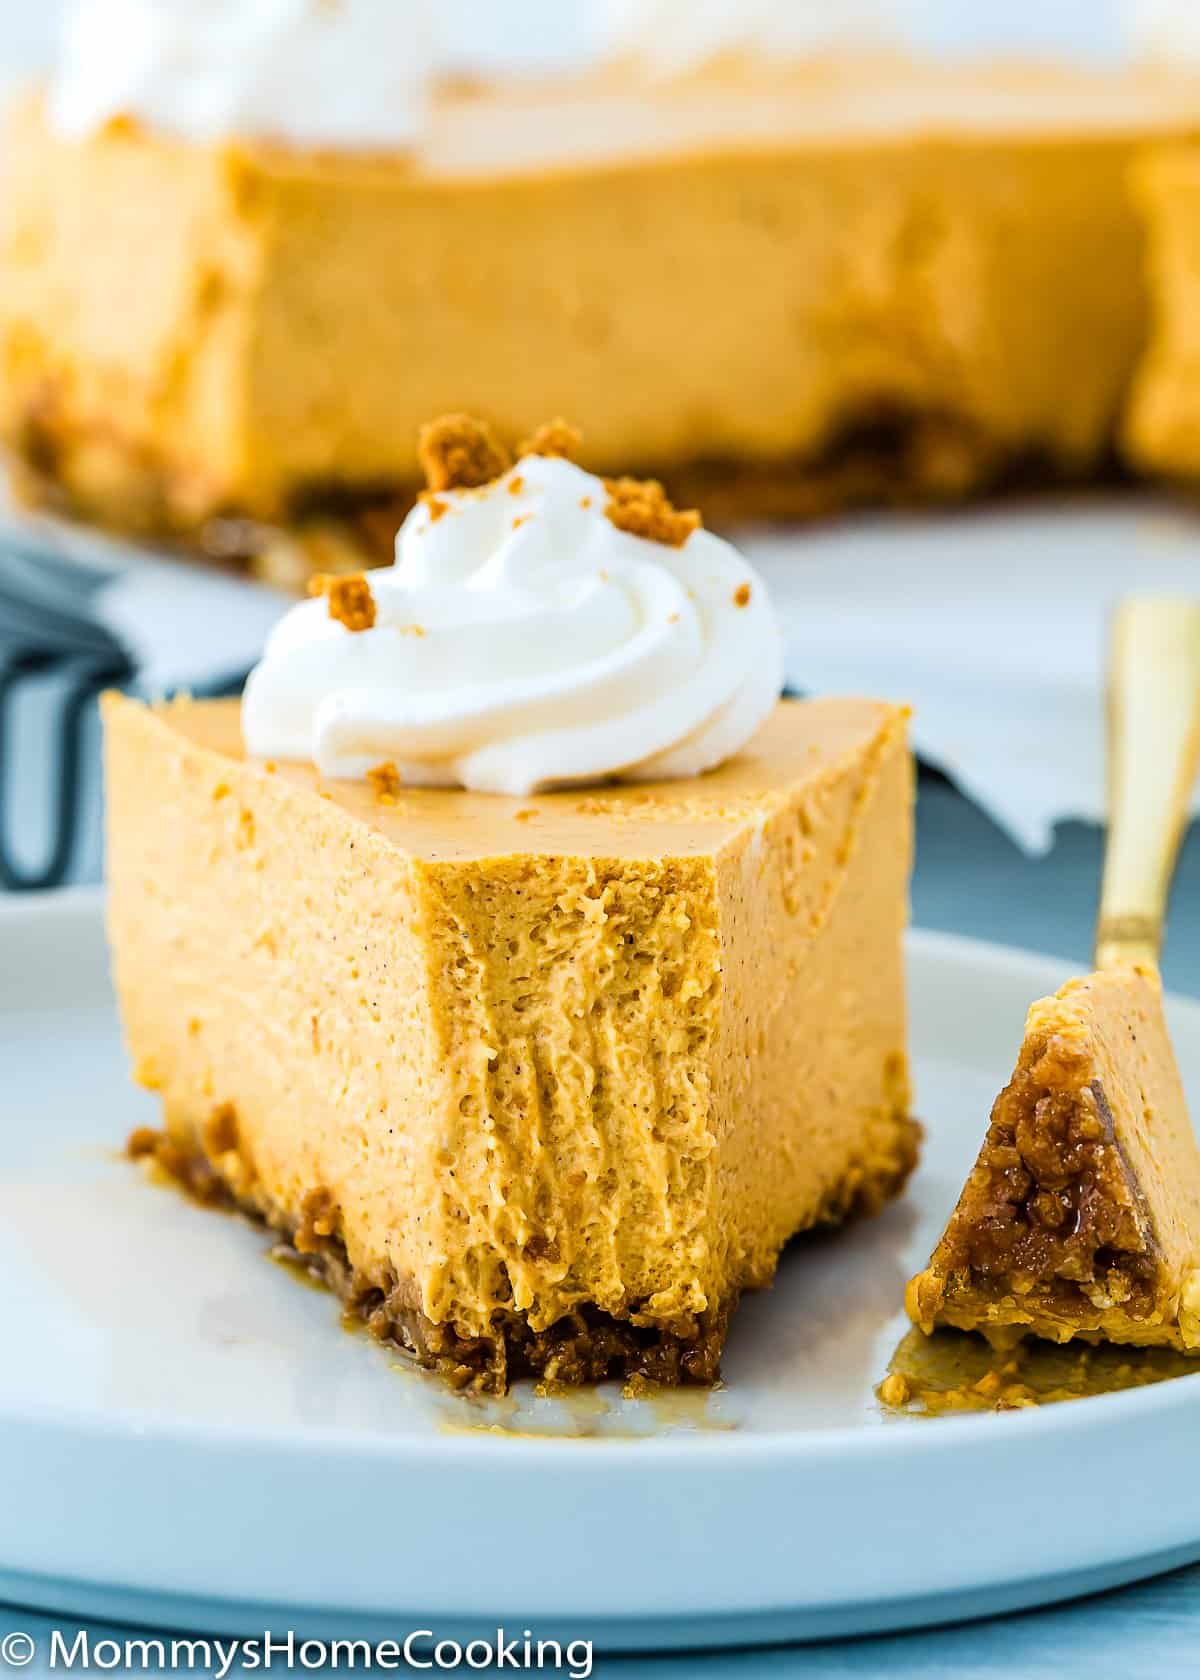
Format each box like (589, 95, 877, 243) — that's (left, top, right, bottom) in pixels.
(913, 779, 1200, 999)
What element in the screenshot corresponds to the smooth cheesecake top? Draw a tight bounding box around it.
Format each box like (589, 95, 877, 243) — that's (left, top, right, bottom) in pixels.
(136, 693, 906, 863)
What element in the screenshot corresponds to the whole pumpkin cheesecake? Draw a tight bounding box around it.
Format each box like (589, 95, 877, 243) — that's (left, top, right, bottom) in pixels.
(6, 2, 1200, 571)
(104, 417, 918, 1392)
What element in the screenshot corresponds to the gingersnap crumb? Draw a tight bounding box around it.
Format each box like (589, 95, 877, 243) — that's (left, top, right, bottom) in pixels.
(513, 514, 531, 530)
(604, 476, 702, 548)
(264, 761, 277, 773)
(367, 761, 404, 804)
(420, 491, 450, 522)
(519, 418, 583, 461)
(124, 1125, 226, 1204)
(515, 807, 539, 822)
(733, 582, 752, 608)
(202, 1102, 239, 1157)
(878, 1372, 911, 1408)
(418, 413, 511, 492)
(308, 571, 376, 632)
(508, 475, 525, 496)
(295, 1186, 337, 1254)
(102, 113, 139, 140)
(400, 623, 426, 638)
(580, 496, 592, 509)
(995, 1387, 1038, 1411)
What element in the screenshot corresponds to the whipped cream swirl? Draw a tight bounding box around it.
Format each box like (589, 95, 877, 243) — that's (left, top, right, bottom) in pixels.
(49, 0, 433, 149)
(243, 454, 783, 796)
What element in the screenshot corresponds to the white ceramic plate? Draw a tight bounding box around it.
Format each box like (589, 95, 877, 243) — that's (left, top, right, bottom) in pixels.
(4, 888, 1200, 1650)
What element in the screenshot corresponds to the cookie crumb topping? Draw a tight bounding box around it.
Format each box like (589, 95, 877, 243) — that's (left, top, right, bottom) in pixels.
(367, 761, 403, 804)
(308, 571, 376, 632)
(519, 418, 583, 461)
(418, 413, 512, 492)
(604, 476, 702, 548)
(733, 581, 752, 607)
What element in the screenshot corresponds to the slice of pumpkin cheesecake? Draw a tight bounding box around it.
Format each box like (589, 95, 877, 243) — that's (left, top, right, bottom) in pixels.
(908, 967, 1200, 1352)
(104, 419, 919, 1394)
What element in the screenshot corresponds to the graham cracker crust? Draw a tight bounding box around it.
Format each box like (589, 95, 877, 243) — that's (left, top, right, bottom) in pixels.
(126, 1126, 731, 1394)
(127, 1112, 921, 1395)
(907, 1047, 1160, 1337)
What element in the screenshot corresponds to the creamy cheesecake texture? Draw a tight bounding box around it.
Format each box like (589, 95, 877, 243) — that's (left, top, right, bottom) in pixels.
(104, 693, 916, 1387)
(4, 63, 1199, 546)
(908, 968, 1200, 1352)
(1125, 145, 1200, 481)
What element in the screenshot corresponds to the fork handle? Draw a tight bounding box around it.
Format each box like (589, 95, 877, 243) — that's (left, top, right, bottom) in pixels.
(1095, 598, 1200, 972)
